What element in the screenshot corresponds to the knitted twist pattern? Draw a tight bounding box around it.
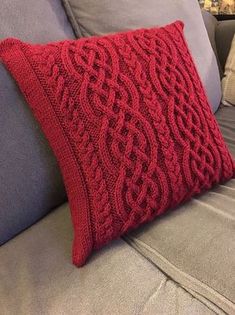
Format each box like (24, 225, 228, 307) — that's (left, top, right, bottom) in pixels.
(0, 21, 234, 266)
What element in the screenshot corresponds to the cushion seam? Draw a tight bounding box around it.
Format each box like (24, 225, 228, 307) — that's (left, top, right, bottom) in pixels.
(62, 0, 85, 38)
(124, 235, 235, 314)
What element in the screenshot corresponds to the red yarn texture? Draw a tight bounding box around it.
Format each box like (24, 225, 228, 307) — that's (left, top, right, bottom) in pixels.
(1, 21, 234, 266)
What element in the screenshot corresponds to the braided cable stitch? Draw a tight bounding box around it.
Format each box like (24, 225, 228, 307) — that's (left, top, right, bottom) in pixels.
(0, 21, 234, 266)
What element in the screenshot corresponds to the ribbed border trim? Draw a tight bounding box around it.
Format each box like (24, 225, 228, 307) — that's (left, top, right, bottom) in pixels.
(0, 38, 93, 266)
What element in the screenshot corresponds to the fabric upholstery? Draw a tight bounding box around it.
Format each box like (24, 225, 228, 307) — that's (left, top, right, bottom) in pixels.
(62, 0, 221, 112)
(222, 35, 235, 105)
(0, 0, 74, 42)
(0, 203, 224, 315)
(201, 9, 222, 76)
(216, 19, 235, 71)
(126, 106, 235, 314)
(0, 0, 74, 244)
(216, 106, 235, 154)
(1, 22, 234, 266)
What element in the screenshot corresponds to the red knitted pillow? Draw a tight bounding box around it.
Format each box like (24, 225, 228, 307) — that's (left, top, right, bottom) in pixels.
(1, 21, 234, 266)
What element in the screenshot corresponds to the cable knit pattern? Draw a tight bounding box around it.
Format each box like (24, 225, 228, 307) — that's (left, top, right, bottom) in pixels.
(0, 21, 234, 266)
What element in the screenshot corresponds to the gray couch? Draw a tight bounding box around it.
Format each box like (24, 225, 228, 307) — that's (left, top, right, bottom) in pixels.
(0, 1, 235, 314)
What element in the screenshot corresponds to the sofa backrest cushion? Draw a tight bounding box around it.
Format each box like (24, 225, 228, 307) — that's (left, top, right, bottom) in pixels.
(62, 0, 221, 113)
(0, 0, 74, 244)
(201, 9, 222, 77)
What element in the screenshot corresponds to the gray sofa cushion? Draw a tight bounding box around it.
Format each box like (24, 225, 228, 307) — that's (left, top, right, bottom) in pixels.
(0, 203, 222, 315)
(62, 0, 221, 113)
(0, 0, 75, 244)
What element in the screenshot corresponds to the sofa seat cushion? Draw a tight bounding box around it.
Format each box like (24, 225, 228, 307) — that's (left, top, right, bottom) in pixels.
(0, 204, 221, 315)
(126, 105, 235, 314)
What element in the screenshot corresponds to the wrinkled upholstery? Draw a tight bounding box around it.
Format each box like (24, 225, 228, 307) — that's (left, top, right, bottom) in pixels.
(0, 203, 224, 315)
(126, 179, 235, 314)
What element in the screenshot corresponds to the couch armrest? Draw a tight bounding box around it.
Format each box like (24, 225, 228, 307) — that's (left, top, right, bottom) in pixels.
(215, 20, 235, 71)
